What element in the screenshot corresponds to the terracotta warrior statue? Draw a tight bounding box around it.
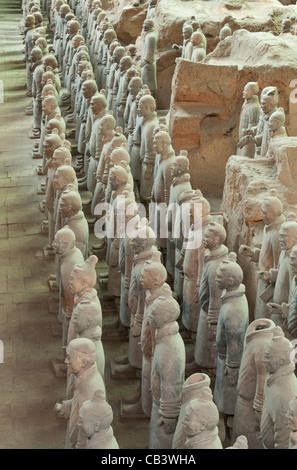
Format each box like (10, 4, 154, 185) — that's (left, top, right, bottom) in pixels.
(149, 294, 185, 449)
(264, 215, 297, 327)
(166, 152, 192, 279)
(253, 86, 279, 159)
(219, 23, 232, 41)
(194, 218, 228, 386)
(52, 226, 84, 350)
(151, 126, 175, 250)
(138, 93, 159, 204)
(138, 251, 171, 418)
(31, 46, 44, 137)
(232, 318, 276, 449)
(260, 326, 297, 449)
(53, 164, 78, 235)
(113, 220, 157, 409)
(118, 201, 140, 335)
(172, 22, 193, 60)
(53, 338, 106, 449)
(213, 252, 249, 439)
(129, 86, 150, 195)
(125, 76, 143, 152)
(190, 31, 206, 63)
(106, 163, 134, 320)
(237, 81, 261, 158)
(24, 14, 36, 94)
(44, 144, 72, 256)
(76, 389, 119, 449)
(239, 189, 286, 320)
(92, 113, 116, 216)
(180, 192, 212, 342)
(86, 91, 108, 194)
(266, 107, 288, 161)
(140, 18, 157, 96)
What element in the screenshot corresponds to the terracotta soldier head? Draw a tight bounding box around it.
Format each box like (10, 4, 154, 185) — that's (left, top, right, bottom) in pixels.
(70, 255, 98, 294)
(90, 92, 107, 114)
(109, 128, 127, 152)
(268, 107, 286, 134)
(65, 12, 76, 23)
(59, 190, 82, 219)
(129, 218, 156, 254)
(242, 81, 259, 100)
(43, 53, 58, 71)
(67, 19, 80, 36)
(128, 76, 143, 98)
(59, 3, 70, 18)
(153, 126, 171, 153)
(42, 68, 56, 87)
(215, 252, 243, 292)
(43, 129, 63, 159)
(260, 86, 279, 115)
(109, 161, 129, 191)
(278, 214, 297, 253)
(170, 152, 189, 177)
(182, 22, 194, 41)
(190, 31, 204, 47)
(53, 165, 77, 191)
(98, 113, 116, 135)
(72, 34, 85, 49)
(77, 389, 113, 439)
(111, 45, 126, 65)
(65, 338, 97, 374)
(183, 393, 219, 437)
(202, 217, 226, 251)
(25, 14, 35, 29)
(138, 94, 156, 117)
(52, 225, 76, 255)
(148, 293, 180, 328)
(52, 146, 72, 168)
(140, 251, 167, 291)
(261, 189, 283, 226)
(82, 79, 98, 100)
(110, 145, 130, 167)
(103, 27, 117, 46)
(72, 299, 101, 335)
(35, 37, 48, 55)
(46, 115, 65, 136)
(30, 46, 43, 64)
(42, 95, 58, 116)
(262, 326, 294, 374)
(42, 81, 58, 101)
(142, 18, 154, 33)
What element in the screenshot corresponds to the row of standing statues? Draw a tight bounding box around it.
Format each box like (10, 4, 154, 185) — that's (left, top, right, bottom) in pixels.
(20, 0, 297, 450)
